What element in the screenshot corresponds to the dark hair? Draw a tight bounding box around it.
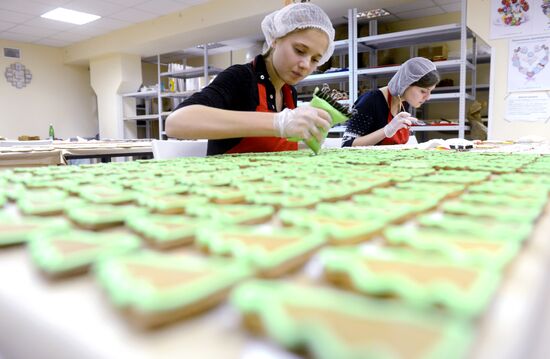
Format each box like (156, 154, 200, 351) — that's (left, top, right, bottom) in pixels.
(411, 70, 440, 88)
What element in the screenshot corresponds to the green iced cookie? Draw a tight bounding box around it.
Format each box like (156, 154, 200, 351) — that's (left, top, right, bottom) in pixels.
(94, 251, 251, 328)
(231, 280, 473, 359)
(29, 229, 141, 276)
(320, 246, 501, 317)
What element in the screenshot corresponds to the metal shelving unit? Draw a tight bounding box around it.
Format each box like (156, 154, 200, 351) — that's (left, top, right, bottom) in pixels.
(297, 0, 489, 139)
(121, 47, 222, 140)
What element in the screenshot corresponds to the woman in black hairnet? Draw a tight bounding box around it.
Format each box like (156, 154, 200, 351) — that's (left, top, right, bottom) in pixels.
(342, 57, 440, 147)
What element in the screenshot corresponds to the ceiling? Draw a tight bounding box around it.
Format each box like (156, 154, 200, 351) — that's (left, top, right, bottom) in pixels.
(0, 0, 462, 55)
(0, 0, 209, 47)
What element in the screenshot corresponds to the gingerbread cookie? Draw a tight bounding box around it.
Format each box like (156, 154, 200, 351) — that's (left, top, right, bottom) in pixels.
(29, 229, 141, 277)
(197, 226, 325, 277)
(192, 186, 246, 204)
(384, 225, 521, 269)
(417, 213, 533, 243)
(231, 280, 473, 359)
(320, 247, 501, 316)
(136, 193, 208, 214)
(279, 208, 386, 245)
(66, 204, 148, 230)
(16, 189, 72, 216)
(245, 192, 321, 209)
(126, 214, 206, 249)
(186, 203, 274, 225)
(94, 251, 251, 328)
(76, 184, 137, 205)
(415, 170, 491, 184)
(0, 213, 71, 246)
(442, 200, 542, 223)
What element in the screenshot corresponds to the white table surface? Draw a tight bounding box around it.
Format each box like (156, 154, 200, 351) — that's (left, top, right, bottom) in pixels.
(0, 242, 309, 359)
(1, 164, 550, 359)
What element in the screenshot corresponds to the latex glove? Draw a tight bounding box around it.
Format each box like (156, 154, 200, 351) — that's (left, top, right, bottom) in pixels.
(383, 111, 416, 138)
(273, 105, 331, 143)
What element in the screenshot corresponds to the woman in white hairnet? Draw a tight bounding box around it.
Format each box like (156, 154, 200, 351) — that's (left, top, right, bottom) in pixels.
(166, 3, 334, 155)
(342, 57, 439, 147)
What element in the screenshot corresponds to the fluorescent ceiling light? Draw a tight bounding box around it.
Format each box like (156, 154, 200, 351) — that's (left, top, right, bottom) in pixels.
(196, 42, 225, 50)
(41, 7, 100, 25)
(357, 8, 391, 20)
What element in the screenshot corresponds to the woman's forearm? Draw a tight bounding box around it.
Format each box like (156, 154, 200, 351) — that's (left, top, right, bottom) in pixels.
(351, 128, 386, 146)
(165, 105, 277, 139)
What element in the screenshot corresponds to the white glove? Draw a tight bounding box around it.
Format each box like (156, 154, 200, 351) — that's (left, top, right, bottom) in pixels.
(383, 111, 415, 138)
(273, 105, 331, 142)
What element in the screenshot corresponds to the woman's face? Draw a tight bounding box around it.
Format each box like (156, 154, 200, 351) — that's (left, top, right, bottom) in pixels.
(402, 85, 436, 108)
(270, 28, 328, 85)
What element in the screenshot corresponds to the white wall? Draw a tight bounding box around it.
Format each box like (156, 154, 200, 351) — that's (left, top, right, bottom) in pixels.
(467, 0, 550, 140)
(0, 40, 97, 140)
(90, 53, 142, 140)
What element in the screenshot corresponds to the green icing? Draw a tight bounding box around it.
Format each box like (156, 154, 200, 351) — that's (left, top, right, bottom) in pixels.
(278, 209, 385, 244)
(196, 226, 325, 274)
(384, 226, 520, 269)
(136, 193, 208, 213)
(66, 204, 148, 228)
(417, 213, 532, 242)
(77, 184, 137, 204)
(459, 192, 547, 208)
(320, 247, 501, 317)
(0, 214, 71, 246)
(95, 251, 251, 313)
(230, 280, 473, 359)
(29, 230, 141, 274)
(315, 202, 414, 223)
(186, 203, 275, 224)
(442, 201, 541, 223)
(126, 214, 205, 247)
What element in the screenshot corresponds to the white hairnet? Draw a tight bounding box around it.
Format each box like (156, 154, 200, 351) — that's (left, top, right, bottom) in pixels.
(388, 57, 437, 96)
(261, 3, 335, 66)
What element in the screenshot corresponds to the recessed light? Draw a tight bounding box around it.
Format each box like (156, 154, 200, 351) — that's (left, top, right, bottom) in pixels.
(41, 7, 101, 25)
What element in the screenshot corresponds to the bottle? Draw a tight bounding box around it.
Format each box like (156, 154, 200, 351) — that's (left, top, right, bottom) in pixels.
(48, 124, 55, 140)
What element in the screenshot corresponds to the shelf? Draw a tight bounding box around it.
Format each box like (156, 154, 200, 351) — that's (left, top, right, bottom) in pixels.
(298, 70, 350, 86)
(300, 59, 475, 86)
(428, 92, 475, 101)
(122, 91, 158, 98)
(356, 23, 473, 52)
(356, 59, 474, 78)
(411, 125, 470, 132)
(160, 66, 223, 79)
(332, 39, 349, 55)
(432, 84, 490, 93)
(123, 90, 200, 99)
(160, 91, 196, 98)
(123, 115, 159, 121)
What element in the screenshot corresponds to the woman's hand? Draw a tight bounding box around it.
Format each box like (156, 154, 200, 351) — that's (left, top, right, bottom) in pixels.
(383, 111, 418, 137)
(273, 106, 332, 143)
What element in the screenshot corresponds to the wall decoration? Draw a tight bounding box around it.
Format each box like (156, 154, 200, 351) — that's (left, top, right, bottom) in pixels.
(504, 91, 550, 122)
(533, 0, 550, 32)
(508, 35, 550, 91)
(4, 62, 32, 89)
(492, 0, 550, 38)
(491, 0, 534, 39)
